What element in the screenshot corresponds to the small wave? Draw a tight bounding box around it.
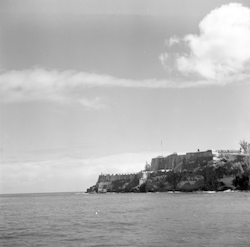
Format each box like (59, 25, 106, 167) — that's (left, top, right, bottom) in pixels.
(223, 189, 234, 193)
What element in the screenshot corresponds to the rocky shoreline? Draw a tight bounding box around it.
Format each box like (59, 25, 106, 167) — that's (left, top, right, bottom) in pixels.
(86, 149, 250, 193)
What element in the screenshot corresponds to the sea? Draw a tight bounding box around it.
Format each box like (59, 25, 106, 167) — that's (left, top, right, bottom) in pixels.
(1, 191, 250, 247)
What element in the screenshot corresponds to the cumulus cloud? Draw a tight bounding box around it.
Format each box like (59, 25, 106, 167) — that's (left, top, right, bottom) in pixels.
(161, 3, 250, 83)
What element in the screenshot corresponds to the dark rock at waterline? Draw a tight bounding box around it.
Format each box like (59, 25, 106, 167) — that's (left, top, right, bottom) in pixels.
(86, 185, 97, 193)
(233, 174, 250, 190)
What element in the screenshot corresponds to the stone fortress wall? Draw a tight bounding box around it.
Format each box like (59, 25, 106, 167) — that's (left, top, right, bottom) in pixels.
(97, 173, 137, 183)
(150, 149, 242, 172)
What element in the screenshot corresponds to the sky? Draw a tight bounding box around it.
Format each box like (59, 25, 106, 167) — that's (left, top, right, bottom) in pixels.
(1, 0, 250, 194)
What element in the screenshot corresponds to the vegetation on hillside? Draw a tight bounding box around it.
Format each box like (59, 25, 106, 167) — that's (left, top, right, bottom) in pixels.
(240, 140, 250, 154)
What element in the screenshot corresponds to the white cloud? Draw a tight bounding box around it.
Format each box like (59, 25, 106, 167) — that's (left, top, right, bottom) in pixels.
(0, 69, 108, 109)
(159, 53, 169, 69)
(78, 97, 105, 109)
(165, 36, 180, 47)
(161, 3, 250, 83)
(0, 68, 220, 106)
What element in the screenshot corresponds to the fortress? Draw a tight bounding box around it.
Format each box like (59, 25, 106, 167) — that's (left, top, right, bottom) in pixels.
(97, 149, 242, 183)
(150, 149, 242, 172)
(151, 150, 213, 171)
(89, 149, 246, 193)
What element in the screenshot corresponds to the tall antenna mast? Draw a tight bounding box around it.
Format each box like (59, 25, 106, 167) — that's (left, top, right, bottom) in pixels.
(161, 141, 163, 156)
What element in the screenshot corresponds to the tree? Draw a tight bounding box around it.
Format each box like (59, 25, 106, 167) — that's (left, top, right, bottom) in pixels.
(240, 140, 250, 154)
(144, 162, 151, 171)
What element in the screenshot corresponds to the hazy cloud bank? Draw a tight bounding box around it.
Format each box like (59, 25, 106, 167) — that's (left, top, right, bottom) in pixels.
(0, 151, 161, 194)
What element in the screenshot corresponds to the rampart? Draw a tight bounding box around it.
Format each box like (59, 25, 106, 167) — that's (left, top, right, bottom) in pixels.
(97, 173, 137, 183)
(150, 150, 243, 172)
(151, 150, 214, 172)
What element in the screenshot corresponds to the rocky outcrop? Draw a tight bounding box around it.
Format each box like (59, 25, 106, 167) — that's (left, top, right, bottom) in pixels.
(144, 171, 174, 192)
(93, 174, 141, 193)
(86, 185, 97, 193)
(86, 153, 250, 193)
(176, 174, 205, 191)
(142, 154, 250, 192)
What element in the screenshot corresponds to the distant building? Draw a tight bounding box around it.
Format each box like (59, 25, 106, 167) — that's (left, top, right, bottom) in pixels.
(150, 149, 242, 172)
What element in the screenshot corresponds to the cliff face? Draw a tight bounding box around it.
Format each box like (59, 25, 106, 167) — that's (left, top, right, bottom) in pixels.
(86, 152, 250, 193)
(93, 173, 141, 193)
(144, 154, 250, 192)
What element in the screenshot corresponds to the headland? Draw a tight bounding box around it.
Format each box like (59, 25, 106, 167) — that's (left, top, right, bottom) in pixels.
(86, 149, 250, 193)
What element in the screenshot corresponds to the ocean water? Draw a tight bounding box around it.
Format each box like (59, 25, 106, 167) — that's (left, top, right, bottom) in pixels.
(1, 192, 250, 247)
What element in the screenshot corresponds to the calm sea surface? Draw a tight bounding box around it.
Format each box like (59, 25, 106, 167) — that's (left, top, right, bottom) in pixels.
(1, 192, 250, 247)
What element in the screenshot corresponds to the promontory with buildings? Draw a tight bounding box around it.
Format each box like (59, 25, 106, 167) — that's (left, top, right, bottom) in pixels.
(86, 147, 250, 193)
